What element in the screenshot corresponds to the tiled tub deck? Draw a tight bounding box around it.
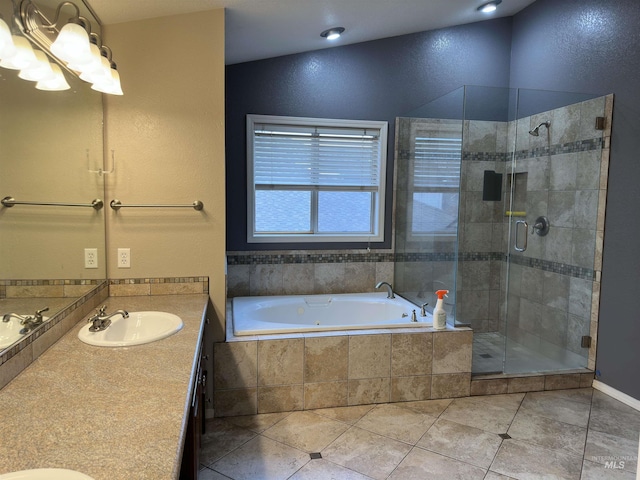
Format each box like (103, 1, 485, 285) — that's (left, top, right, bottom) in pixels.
(214, 322, 593, 417)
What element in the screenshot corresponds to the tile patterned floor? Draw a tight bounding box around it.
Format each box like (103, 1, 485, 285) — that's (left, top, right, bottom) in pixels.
(199, 388, 640, 480)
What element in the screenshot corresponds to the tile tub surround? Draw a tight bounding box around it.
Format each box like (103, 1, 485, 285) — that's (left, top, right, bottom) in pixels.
(200, 388, 640, 480)
(226, 251, 394, 298)
(0, 294, 208, 479)
(213, 328, 473, 416)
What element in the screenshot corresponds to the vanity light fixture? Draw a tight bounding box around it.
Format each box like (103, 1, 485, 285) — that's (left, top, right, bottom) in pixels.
(2, 0, 124, 95)
(320, 27, 345, 40)
(477, 0, 502, 13)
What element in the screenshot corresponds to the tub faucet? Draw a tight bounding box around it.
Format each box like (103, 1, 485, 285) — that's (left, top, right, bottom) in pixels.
(88, 305, 129, 332)
(375, 281, 395, 299)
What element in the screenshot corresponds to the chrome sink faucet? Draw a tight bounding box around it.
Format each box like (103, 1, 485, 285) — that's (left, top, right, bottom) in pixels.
(375, 281, 395, 299)
(88, 305, 129, 332)
(3, 307, 49, 334)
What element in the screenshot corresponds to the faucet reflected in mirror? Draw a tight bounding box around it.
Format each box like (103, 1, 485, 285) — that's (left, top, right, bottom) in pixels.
(0, 0, 106, 354)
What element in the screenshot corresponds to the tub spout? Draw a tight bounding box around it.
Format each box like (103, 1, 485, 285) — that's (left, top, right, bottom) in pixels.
(375, 281, 395, 299)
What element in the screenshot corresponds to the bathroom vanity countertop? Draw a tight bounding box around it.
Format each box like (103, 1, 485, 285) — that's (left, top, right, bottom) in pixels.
(0, 294, 208, 480)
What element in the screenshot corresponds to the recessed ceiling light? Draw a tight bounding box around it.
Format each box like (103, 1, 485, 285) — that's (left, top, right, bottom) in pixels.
(320, 27, 345, 41)
(477, 1, 502, 13)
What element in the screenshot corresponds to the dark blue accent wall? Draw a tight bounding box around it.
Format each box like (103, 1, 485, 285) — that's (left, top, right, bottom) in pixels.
(226, 0, 640, 400)
(226, 18, 513, 250)
(510, 0, 640, 401)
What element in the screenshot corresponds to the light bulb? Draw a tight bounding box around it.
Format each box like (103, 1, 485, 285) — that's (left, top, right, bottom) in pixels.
(67, 42, 101, 73)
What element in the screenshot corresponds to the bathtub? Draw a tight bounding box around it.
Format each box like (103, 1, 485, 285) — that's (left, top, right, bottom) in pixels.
(232, 292, 432, 336)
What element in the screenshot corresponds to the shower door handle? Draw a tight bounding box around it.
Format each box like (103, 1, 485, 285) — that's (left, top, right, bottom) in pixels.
(514, 220, 528, 252)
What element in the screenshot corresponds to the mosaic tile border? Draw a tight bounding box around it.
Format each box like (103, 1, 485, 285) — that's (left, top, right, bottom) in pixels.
(0, 281, 108, 367)
(227, 253, 394, 265)
(109, 276, 209, 286)
(508, 254, 596, 280)
(228, 251, 595, 281)
(514, 137, 603, 161)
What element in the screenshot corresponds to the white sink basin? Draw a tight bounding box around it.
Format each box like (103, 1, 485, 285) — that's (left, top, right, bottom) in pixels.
(77, 311, 183, 347)
(0, 315, 50, 349)
(0, 469, 94, 479)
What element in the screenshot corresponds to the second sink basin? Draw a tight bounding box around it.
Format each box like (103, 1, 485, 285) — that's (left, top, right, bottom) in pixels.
(77, 311, 183, 347)
(0, 315, 50, 349)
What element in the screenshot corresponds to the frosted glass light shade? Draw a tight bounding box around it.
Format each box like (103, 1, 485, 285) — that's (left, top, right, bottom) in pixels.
(35, 64, 70, 91)
(0, 36, 37, 70)
(19, 50, 56, 81)
(50, 22, 91, 63)
(91, 66, 123, 95)
(79, 54, 110, 83)
(67, 42, 101, 73)
(0, 18, 16, 60)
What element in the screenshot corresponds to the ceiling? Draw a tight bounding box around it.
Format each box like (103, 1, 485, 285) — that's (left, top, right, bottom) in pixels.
(87, 0, 537, 65)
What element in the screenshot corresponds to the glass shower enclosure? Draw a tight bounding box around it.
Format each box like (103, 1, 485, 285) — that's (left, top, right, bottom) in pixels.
(395, 85, 609, 375)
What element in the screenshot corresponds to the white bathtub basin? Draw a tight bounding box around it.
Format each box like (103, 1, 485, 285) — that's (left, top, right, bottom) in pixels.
(0, 315, 50, 349)
(0, 469, 94, 479)
(77, 311, 183, 347)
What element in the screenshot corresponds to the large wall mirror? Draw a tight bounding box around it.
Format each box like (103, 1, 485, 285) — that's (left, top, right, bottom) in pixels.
(0, 0, 106, 353)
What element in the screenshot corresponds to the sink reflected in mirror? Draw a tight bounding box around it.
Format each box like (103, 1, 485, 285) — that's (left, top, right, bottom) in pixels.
(0, 468, 94, 479)
(78, 311, 184, 347)
(0, 315, 50, 349)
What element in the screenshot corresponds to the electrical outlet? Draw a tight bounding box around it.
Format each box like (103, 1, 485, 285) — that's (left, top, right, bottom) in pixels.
(84, 248, 98, 269)
(118, 248, 131, 268)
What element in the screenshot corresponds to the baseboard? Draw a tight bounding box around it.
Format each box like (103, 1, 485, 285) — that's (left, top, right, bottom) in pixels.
(592, 380, 640, 412)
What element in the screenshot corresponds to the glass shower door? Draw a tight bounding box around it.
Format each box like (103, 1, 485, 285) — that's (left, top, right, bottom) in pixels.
(502, 89, 607, 374)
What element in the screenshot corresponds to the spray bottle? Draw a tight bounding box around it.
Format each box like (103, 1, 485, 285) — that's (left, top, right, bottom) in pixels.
(433, 290, 448, 330)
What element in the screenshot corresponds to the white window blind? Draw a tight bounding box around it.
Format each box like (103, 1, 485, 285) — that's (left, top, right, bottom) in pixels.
(247, 114, 388, 243)
(413, 136, 462, 189)
(253, 124, 382, 191)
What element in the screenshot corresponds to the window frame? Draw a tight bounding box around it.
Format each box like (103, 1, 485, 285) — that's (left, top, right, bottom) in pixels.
(246, 114, 388, 244)
(407, 121, 462, 241)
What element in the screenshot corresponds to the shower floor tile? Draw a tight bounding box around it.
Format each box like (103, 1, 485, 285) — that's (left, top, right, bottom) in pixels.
(199, 387, 639, 480)
(472, 331, 587, 374)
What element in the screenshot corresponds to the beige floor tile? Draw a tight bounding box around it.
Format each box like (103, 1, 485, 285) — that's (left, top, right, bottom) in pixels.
(225, 411, 291, 433)
(520, 389, 592, 427)
(322, 426, 412, 480)
(584, 429, 638, 473)
(398, 398, 452, 416)
(262, 411, 349, 452)
(289, 458, 374, 479)
(388, 447, 487, 479)
(355, 403, 437, 444)
(417, 417, 503, 469)
(580, 459, 636, 479)
(198, 467, 231, 480)
(485, 472, 517, 480)
(440, 394, 523, 434)
(589, 391, 640, 441)
(200, 418, 257, 466)
(508, 410, 588, 457)
(211, 435, 309, 480)
(312, 404, 375, 424)
(491, 439, 583, 480)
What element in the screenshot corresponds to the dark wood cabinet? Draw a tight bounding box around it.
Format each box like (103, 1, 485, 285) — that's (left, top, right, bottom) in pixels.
(180, 340, 205, 480)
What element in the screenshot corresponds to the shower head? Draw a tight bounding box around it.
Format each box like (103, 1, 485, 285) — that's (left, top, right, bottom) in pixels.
(529, 121, 551, 136)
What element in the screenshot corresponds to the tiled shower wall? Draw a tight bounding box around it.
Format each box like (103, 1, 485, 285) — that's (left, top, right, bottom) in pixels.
(501, 95, 612, 369)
